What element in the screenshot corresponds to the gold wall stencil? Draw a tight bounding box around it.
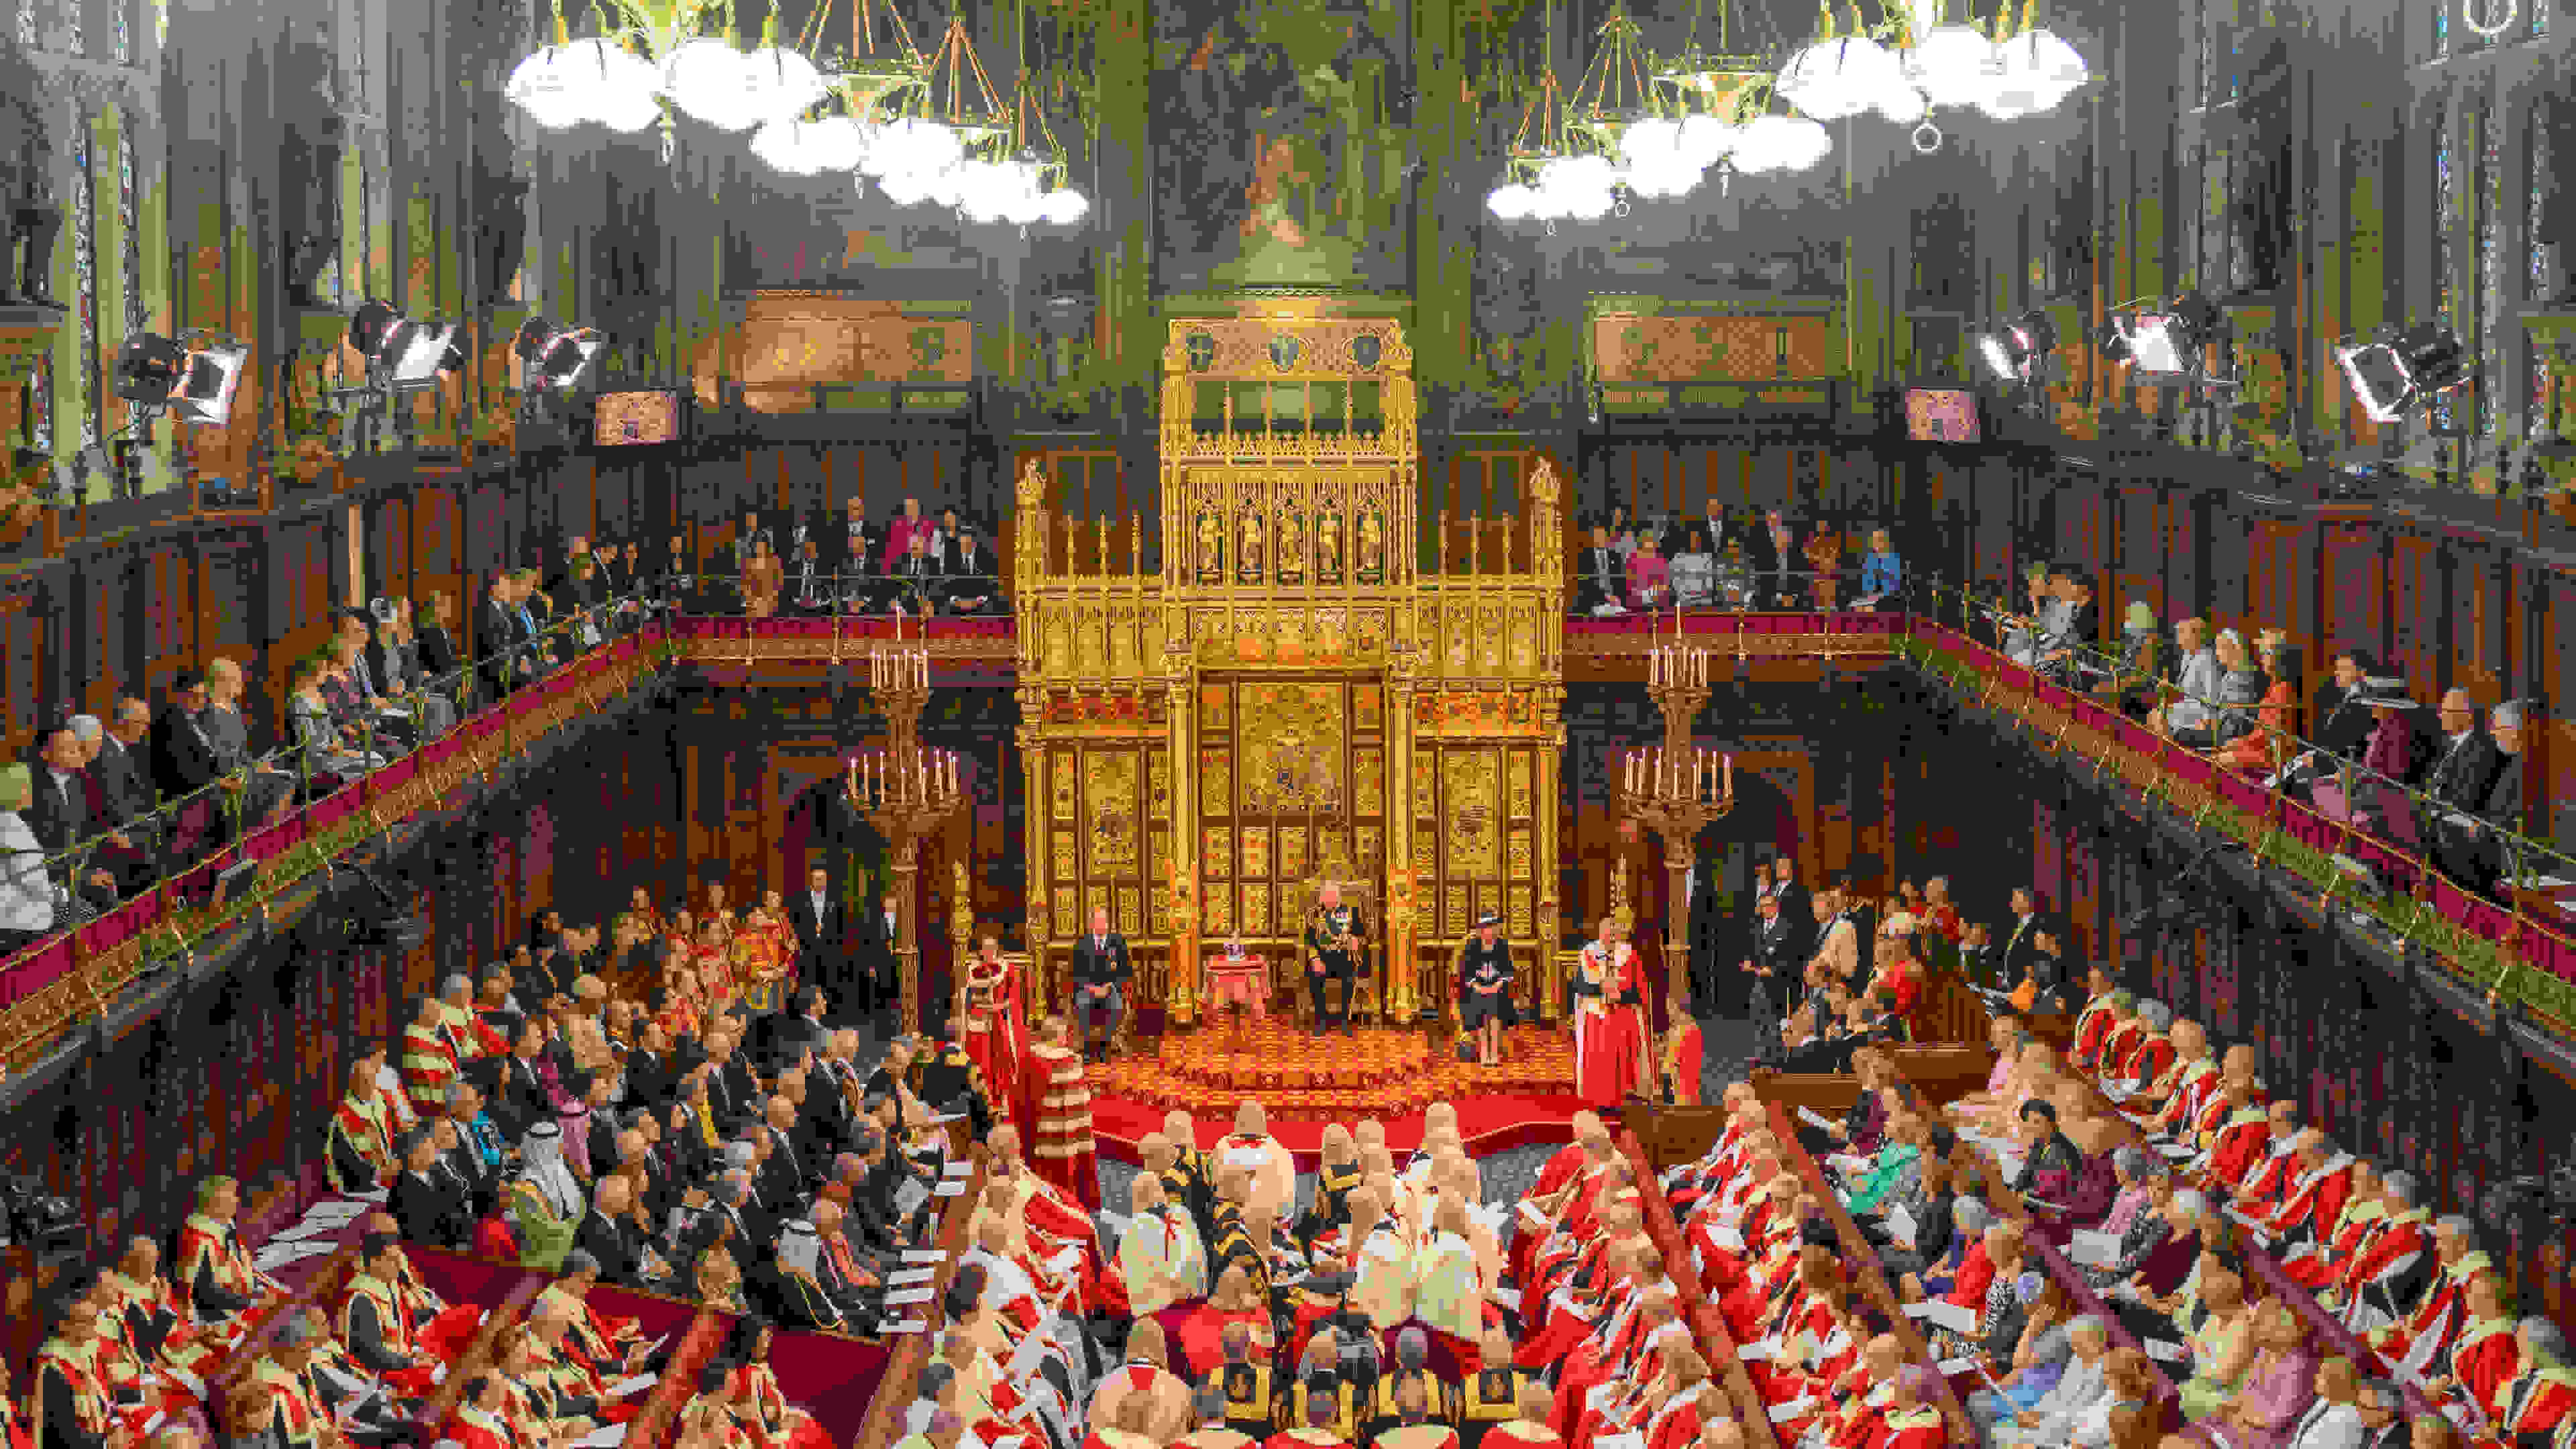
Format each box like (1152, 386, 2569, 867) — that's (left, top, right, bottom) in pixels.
(1278, 826, 1307, 880)
(1200, 749, 1233, 814)
(1507, 751, 1532, 818)
(1241, 825, 1273, 880)
(1441, 750, 1502, 877)
(1354, 748, 1385, 816)
(1203, 826, 1234, 878)
(1242, 881, 1271, 934)
(1085, 751, 1141, 871)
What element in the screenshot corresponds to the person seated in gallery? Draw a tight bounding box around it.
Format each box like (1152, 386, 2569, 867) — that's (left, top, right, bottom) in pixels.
(939, 525, 1007, 616)
(1625, 536, 1672, 612)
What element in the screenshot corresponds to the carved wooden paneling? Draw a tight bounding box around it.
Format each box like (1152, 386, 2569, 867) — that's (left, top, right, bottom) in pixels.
(702, 294, 975, 413)
(0, 589, 39, 764)
(1591, 313, 1840, 382)
(195, 541, 260, 688)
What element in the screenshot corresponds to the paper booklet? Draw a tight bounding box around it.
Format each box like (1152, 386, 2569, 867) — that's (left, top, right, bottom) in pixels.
(1595, 1433, 1646, 1449)
(2143, 1339, 2186, 1363)
(1936, 1358, 1980, 1377)
(1518, 1201, 1551, 1226)
(1884, 1203, 1916, 1248)
(1765, 1399, 1814, 1424)
(574, 1425, 629, 1448)
(2068, 1230, 2122, 1266)
(896, 1180, 930, 1214)
(1794, 1106, 1838, 1131)
(902, 1250, 947, 1265)
(1490, 1285, 1522, 1311)
(2157, 1142, 2200, 1158)
(881, 1320, 931, 1335)
(944, 1161, 975, 1178)
(934, 1182, 967, 1197)
(141, 1413, 167, 1437)
(1706, 1224, 1746, 1254)
(1735, 1340, 1776, 1362)
(1905, 1299, 1977, 1334)
(890, 1268, 938, 1285)
(606, 1374, 659, 1399)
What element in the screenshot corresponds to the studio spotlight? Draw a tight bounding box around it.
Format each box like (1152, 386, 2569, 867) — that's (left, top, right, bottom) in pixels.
(347, 302, 460, 394)
(2103, 292, 2221, 380)
(168, 339, 250, 426)
(113, 333, 189, 404)
(513, 317, 604, 391)
(1976, 310, 2059, 384)
(2334, 325, 2473, 423)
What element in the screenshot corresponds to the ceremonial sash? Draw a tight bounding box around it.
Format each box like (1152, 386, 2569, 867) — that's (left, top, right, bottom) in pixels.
(251, 1358, 323, 1447)
(339, 1273, 415, 1359)
(402, 1022, 462, 1114)
(2263, 1156, 2355, 1236)
(34, 1340, 113, 1448)
(178, 1213, 257, 1302)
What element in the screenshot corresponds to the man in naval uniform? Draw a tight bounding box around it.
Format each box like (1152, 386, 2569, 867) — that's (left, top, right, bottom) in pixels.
(1305, 884, 1368, 1038)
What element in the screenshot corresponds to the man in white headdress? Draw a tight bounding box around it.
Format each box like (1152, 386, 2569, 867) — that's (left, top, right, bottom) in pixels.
(502, 1120, 586, 1269)
(1217, 1102, 1295, 1226)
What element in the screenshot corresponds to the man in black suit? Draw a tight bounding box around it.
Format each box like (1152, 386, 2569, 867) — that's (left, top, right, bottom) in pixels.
(93, 698, 159, 838)
(574, 1175, 655, 1288)
(28, 723, 122, 908)
(891, 533, 945, 615)
(2424, 690, 2504, 816)
(755, 1095, 818, 1204)
(476, 574, 527, 698)
(148, 670, 223, 806)
(786, 538, 832, 614)
(1983, 887, 2045, 989)
(2438, 698, 2529, 896)
(2036, 570, 2101, 688)
(857, 890, 902, 1028)
(941, 525, 1006, 615)
(775, 986, 834, 1074)
(705, 1029, 764, 1132)
(1573, 524, 1623, 613)
(788, 866, 848, 1004)
(1069, 905, 1132, 1059)
(388, 1127, 472, 1250)
(1752, 509, 1799, 606)
(1739, 893, 1805, 1030)
(488, 1017, 555, 1141)
(437, 1086, 505, 1219)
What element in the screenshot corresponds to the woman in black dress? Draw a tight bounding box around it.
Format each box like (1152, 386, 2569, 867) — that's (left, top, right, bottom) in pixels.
(1456, 912, 1517, 1065)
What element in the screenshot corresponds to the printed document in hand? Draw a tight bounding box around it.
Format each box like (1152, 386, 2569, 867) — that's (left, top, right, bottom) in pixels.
(1706, 1224, 1746, 1253)
(1936, 1358, 1980, 1377)
(574, 1426, 629, 1448)
(944, 1161, 975, 1178)
(903, 1250, 947, 1265)
(890, 1268, 938, 1285)
(1735, 1339, 1777, 1362)
(1766, 1399, 1815, 1424)
(2143, 1340, 2186, 1363)
(1595, 1434, 1646, 1449)
(606, 1375, 659, 1399)
(885, 1288, 935, 1307)
(1490, 1285, 1522, 1311)
(2157, 1142, 2200, 1158)
(1906, 1299, 1976, 1334)
(2068, 1230, 2123, 1266)
(1795, 1105, 1838, 1132)
(1884, 1203, 1916, 1247)
(934, 1181, 967, 1197)
(1518, 1201, 1551, 1226)
(882, 1320, 931, 1335)
(896, 1179, 930, 1215)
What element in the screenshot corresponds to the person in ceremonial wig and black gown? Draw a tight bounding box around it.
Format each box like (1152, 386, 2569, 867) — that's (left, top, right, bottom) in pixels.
(1458, 913, 1517, 1067)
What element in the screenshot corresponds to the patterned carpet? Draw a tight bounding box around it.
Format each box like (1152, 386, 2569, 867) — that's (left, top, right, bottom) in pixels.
(1089, 1021, 1575, 1122)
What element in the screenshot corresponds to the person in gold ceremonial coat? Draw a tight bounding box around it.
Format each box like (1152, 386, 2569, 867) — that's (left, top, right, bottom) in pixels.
(1480, 1387, 1563, 1449)
(100, 1236, 221, 1386)
(733, 907, 792, 1016)
(1175, 1381, 1258, 1449)
(326, 1056, 400, 1195)
(1456, 1326, 1528, 1446)
(1266, 1389, 1353, 1449)
(1022, 1017, 1102, 1213)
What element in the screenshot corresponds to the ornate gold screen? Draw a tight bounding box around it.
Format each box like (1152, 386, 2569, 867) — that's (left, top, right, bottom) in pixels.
(1010, 299, 1566, 1026)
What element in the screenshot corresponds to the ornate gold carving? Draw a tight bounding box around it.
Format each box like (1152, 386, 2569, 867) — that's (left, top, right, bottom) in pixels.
(1509, 886, 1534, 938)
(1148, 751, 1171, 817)
(1053, 835, 1078, 886)
(1442, 751, 1502, 877)
(1240, 825, 1273, 880)
(1242, 881, 1271, 934)
(1355, 686, 1383, 733)
(1238, 682, 1344, 815)
(1411, 754, 1436, 818)
(1205, 886, 1235, 935)
(1053, 885, 1079, 938)
(1353, 748, 1384, 816)
(1116, 887, 1140, 938)
(1202, 684, 1232, 729)
(1507, 751, 1533, 818)
(1277, 826, 1307, 881)
(1085, 751, 1140, 871)
(1203, 826, 1234, 878)
(1238, 502, 1267, 584)
(1052, 754, 1077, 820)
(1356, 824, 1383, 868)
(1199, 748, 1233, 812)
(1507, 828, 1532, 878)
(1443, 890, 1470, 937)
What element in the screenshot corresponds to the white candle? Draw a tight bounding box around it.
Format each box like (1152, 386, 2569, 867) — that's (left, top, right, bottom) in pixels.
(1723, 753, 1733, 797)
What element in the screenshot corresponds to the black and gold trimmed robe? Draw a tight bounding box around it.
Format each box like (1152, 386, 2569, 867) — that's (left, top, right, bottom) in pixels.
(1458, 1367, 1528, 1449)
(1220, 1361, 1277, 1436)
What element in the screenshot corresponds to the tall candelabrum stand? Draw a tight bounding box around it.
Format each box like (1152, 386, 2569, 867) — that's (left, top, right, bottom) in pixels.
(1611, 645, 1735, 1045)
(849, 646, 967, 1035)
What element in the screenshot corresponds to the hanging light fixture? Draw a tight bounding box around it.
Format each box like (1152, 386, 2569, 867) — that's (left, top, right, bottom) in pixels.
(1901, 0, 2002, 112)
(1776, 3, 1909, 122)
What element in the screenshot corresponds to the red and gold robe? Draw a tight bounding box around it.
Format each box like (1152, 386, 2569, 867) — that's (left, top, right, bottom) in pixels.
(1572, 943, 1646, 1107)
(1023, 1042, 1101, 1212)
(2070, 996, 2121, 1069)
(175, 1212, 266, 1323)
(959, 956, 1028, 1130)
(327, 1088, 399, 1192)
(729, 1361, 833, 1449)
(1875, 1406, 1945, 1449)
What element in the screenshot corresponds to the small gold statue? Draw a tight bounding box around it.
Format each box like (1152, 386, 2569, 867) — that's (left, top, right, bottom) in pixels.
(1196, 506, 1225, 582)
(1316, 510, 1344, 581)
(1238, 505, 1266, 583)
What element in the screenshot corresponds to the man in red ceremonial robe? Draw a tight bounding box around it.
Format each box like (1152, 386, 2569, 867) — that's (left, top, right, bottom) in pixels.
(2370, 1217, 2498, 1380)
(981, 1129, 1108, 1307)
(1874, 1367, 1947, 1449)
(2067, 968, 2121, 1069)
(1571, 920, 1646, 1106)
(443, 1374, 521, 1449)
(176, 1175, 278, 1329)
(338, 1235, 450, 1401)
(2192, 1087, 2286, 1196)
(1507, 1128, 1616, 1294)
(2253, 1132, 2355, 1248)
(36, 1301, 121, 1449)
(2418, 1275, 2521, 1424)
(958, 936, 1029, 1131)
(2479, 1318, 2576, 1443)
(2278, 1159, 2385, 1293)
(1023, 1017, 1101, 1212)
(1517, 1210, 1654, 1368)
(2327, 1177, 2432, 1328)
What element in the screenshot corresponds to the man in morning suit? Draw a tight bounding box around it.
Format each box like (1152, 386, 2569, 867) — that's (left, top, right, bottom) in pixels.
(1070, 906, 1132, 1062)
(1983, 887, 2045, 989)
(1305, 883, 1368, 1038)
(788, 865, 849, 1008)
(857, 890, 902, 1029)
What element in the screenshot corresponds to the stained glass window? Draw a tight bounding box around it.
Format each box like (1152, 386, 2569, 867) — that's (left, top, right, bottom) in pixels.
(2477, 104, 2500, 436)
(2536, 117, 2556, 430)
(120, 132, 141, 334)
(2432, 104, 2455, 435)
(72, 130, 98, 451)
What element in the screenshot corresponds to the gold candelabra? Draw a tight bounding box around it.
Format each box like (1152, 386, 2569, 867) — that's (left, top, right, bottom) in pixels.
(1612, 643, 1734, 1031)
(847, 642, 968, 1032)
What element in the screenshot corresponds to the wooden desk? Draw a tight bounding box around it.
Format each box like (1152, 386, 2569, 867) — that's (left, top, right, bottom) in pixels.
(1758, 1102, 1979, 1445)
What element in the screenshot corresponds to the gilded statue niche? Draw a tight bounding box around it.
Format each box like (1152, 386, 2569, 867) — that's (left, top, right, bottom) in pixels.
(1275, 494, 1307, 586)
(1237, 502, 1267, 584)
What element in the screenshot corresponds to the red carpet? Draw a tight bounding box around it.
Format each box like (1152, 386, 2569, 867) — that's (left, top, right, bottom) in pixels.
(1090, 1089, 1597, 1171)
